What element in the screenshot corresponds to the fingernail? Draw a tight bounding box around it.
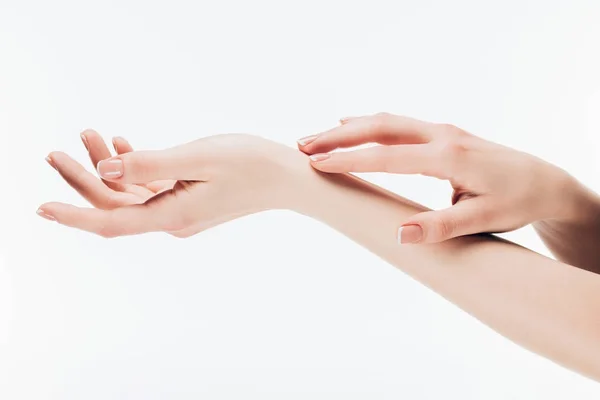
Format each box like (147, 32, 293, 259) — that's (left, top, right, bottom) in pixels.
(297, 135, 318, 146)
(397, 225, 423, 244)
(309, 153, 331, 162)
(112, 138, 118, 152)
(45, 155, 57, 171)
(81, 133, 89, 152)
(97, 159, 123, 178)
(36, 208, 56, 221)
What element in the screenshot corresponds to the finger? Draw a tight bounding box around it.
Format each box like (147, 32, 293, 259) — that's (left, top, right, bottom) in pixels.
(307, 144, 445, 177)
(37, 192, 183, 238)
(47, 151, 141, 209)
(339, 116, 361, 124)
(298, 113, 437, 154)
(112, 136, 134, 154)
(96, 146, 202, 184)
(398, 199, 495, 244)
(112, 136, 175, 194)
(80, 129, 127, 192)
(85, 134, 157, 210)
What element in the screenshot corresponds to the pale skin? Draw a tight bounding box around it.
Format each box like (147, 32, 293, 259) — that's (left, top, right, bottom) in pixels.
(299, 112, 600, 273)
(38, 119, 600, 381)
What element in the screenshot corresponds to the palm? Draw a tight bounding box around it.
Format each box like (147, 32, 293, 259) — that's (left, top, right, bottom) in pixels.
(44, 130, 213, 237)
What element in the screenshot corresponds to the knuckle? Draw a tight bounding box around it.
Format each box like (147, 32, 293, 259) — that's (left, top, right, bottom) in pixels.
(478, 208, 496, 226)
(431, 217, 455, 240)
(435, 123, 463, 136)
(368, 112, 392, 136)
(436, 138, 468, 169)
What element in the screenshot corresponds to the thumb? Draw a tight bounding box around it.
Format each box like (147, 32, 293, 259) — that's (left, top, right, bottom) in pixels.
(96, 148, 192, 184)
(398, 200, 493, 244)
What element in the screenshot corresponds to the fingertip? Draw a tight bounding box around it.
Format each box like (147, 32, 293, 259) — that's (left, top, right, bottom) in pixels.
(47, 150, 64, 158)
(45, 154, 57, 171)
(308, 153, 331, 163)
(112, 136, 134, 155)
(38, 201, 63, 211)
(37, 201, 71, 221)
(97, 158, 124, 180)
(46, 151, 69, 165)
(307, 154, 344, 173)
(80, 129, 99, 147)
(397, 224, 424, 244)
(80, 133, 90, 152)
(80, 128, 98, 135)
(297, 134, 318, 147)
(36, 205, 56, 221)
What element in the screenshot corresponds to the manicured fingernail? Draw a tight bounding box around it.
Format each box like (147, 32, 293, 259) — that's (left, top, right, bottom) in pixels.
(297, 135, 318, 146)
(397, 225, 423, 244)
(81, 133, 89, 152)
(36, 208, 56, 221)
(97, 159, 123, 178)
(45, 155, 57, 171)
(309, 153, 331, 162)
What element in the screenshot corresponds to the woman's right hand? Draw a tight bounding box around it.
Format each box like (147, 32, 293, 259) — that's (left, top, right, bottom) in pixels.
(298, 112, 594, 245)
(38, 130, 298, 238)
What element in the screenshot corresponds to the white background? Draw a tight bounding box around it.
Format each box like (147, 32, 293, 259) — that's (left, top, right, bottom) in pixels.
(1, 0, 600, 398)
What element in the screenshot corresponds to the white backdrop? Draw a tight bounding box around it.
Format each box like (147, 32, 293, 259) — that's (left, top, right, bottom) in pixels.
(1, 0, 600, 398)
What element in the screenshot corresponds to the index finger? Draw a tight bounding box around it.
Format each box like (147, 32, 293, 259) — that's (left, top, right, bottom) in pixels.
(298, 113, 437, 155)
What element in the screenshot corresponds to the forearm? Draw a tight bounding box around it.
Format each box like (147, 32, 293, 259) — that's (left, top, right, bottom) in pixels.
(276, 152, 600, 381)
(533, 181, 600, 273)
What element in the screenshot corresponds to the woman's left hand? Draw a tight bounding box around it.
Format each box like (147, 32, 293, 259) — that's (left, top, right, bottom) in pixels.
(38, 130, 296, 238)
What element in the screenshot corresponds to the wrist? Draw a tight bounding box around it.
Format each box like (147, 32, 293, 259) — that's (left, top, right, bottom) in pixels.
(542, 173, 600, 225)
(259, 143, 316, 211)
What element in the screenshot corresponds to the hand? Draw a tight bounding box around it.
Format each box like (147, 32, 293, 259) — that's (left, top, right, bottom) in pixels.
(297, 112, 582, 244)
(38, 130, 293, 238)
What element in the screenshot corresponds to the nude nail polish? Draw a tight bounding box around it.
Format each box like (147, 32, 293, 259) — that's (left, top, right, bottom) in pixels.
(397, 225, 423, 244)
(37, 208, 56, 221)
(81, 133, 89, 152)
(97, 159, 123, 178)
(309, 153, 331, 162)
(45, 156, 57, 171)
(297, 135, 318, 146)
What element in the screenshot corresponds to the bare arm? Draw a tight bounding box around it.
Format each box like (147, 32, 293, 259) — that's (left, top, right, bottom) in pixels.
(533, 184, 600, 274)
(40, 132, 600, 382)
(298, 113, 600, 273)
(279, 151, 600, 382)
